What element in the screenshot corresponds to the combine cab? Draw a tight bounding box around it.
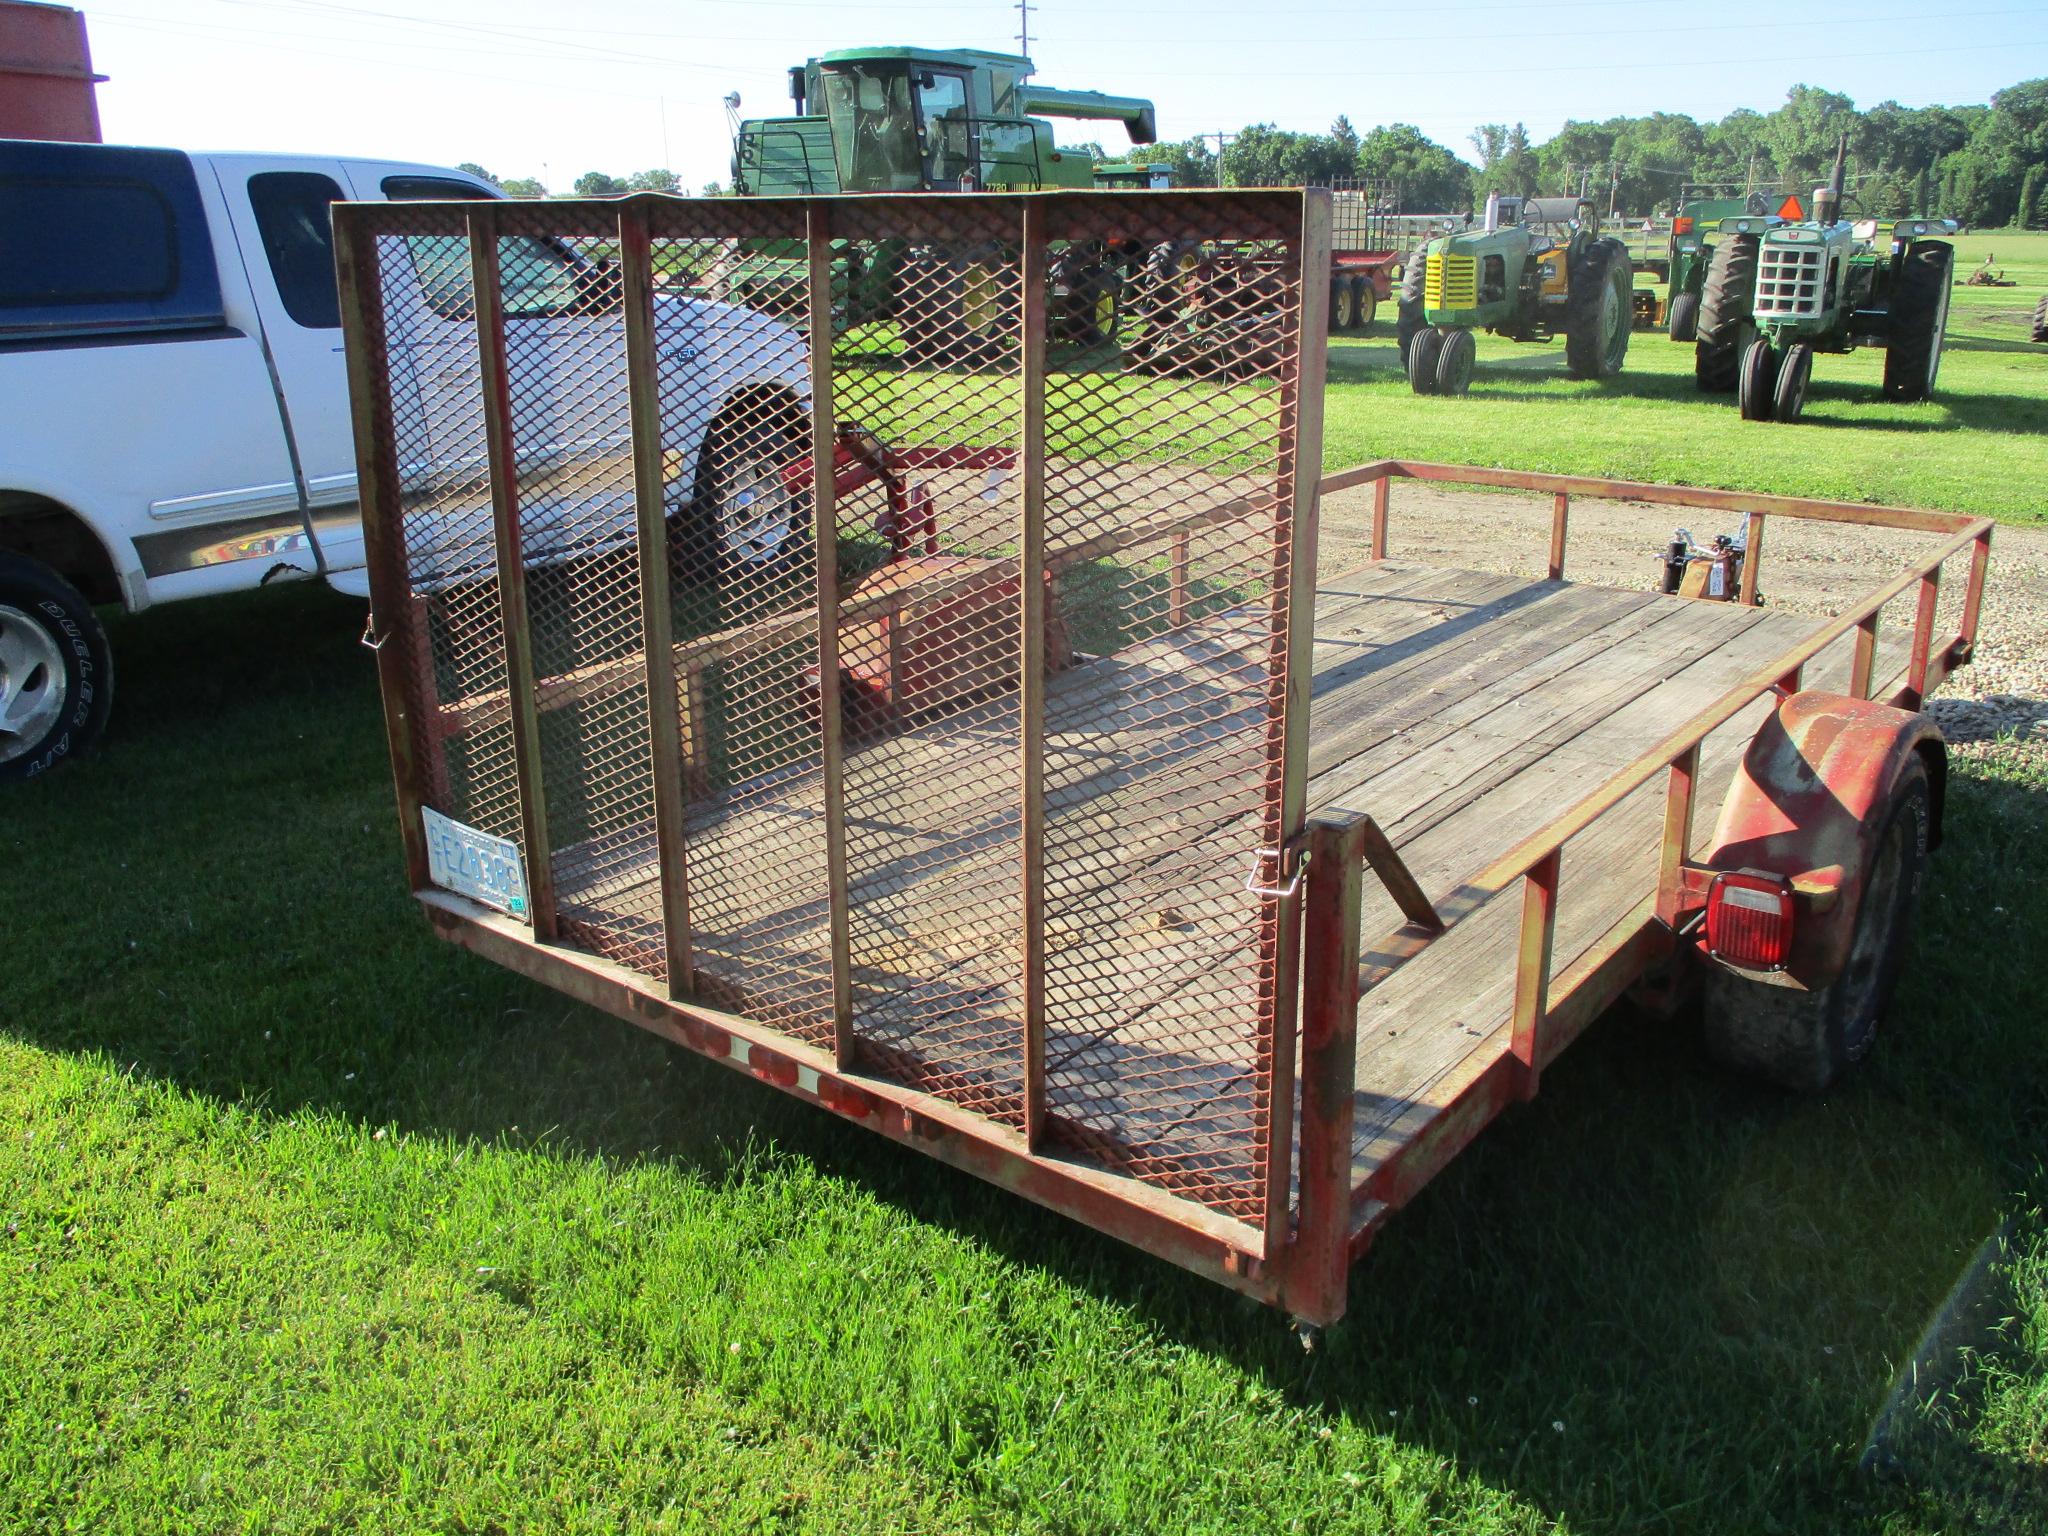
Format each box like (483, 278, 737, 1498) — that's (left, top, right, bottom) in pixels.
(1395, 193, 1633, 394)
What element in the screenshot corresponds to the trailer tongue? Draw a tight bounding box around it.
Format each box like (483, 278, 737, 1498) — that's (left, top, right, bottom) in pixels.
(337, 190, 1990, 1328)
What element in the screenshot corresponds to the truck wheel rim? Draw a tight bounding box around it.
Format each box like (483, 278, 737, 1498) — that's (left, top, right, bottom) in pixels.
(0, 604, 67, 766)
(717, 455, 798, 565)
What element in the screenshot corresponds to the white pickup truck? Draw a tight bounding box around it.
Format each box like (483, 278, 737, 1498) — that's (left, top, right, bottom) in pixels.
(0, 139, 811, 781)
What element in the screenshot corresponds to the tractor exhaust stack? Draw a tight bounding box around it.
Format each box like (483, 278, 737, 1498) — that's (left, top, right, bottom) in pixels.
(1814, 133, 1847, 227)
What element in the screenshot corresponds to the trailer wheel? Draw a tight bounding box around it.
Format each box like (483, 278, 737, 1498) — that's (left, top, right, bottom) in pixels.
(2033, 294, 2048, 344)
(1772, 341, 1814, 423)
(1694, 233, 1758, 393)
(1738, 337, 1779, 422)
(1667, 289, 1700, 343)
(1881, 240, 1953, 403)
(1396, 245, 1429, 363)
(1434, 326, 1476, 394)
(1330, 274, 1357, 330)
(0, 553, 112, 784)
(1354, 277, 1378, 329)
(1406, 327, 1445, 393)
(1564, 239, 1631, 379)
(1702, 757, 1931, 1091)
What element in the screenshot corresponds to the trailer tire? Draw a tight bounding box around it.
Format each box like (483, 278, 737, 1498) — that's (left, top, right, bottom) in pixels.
(1396, 245, 1429, 363)
(0, 553, 112, 783)
(2033, 294, 2048, 344)
(1406, 327, 1444, 394)
(1354, 276, 1377, 329)
(1694, 233, 1758, 393)
(1882, 240, 1953, 403)
(1330, 274, 1357, 330)
(1565, 239, 1631, 379)
(1667, 288, 1700, 343)
(1701, 757, 1931, 1091)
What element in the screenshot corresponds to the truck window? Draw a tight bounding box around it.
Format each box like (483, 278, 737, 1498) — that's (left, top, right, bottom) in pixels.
(0, 142, 224, 341)
(403, 233, 588, 322)
(247, 171, 345, 329)
(381, 175, 494, 202)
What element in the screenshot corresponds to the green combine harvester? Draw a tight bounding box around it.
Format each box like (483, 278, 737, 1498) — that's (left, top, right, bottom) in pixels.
(1395, 193, 1634, 394)
(1692, 138, 1956, 423)
(723, 46, 1159, 350)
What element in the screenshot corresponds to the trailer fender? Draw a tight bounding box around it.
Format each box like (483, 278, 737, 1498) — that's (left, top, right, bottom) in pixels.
(1699, 692, 1945, 987)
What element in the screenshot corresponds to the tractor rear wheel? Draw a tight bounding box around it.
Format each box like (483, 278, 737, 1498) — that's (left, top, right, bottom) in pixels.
(1434, 327, 1476, 394)
(1738, 338, 1779, 421)
(1407, 327, 1445, 394)
(2033, 294, 2048, 343)
(1701, 757, 1931, 1092)
(1882, 240, 1954, 403)
(1564, 239, 1631, 379)
(1772, 342, 1814, 423)
(1354, 277, 1378, 329)
(1667, 289, 1700, 343)
(1694, 234, 1759, 393)
(1396, 246, 1429, 363)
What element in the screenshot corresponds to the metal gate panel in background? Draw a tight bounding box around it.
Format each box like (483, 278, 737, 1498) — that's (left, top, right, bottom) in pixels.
(337, 190, 1326, 1246)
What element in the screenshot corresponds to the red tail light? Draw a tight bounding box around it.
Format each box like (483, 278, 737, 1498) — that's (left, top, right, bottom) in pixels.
(1705, 870, 1794, 970)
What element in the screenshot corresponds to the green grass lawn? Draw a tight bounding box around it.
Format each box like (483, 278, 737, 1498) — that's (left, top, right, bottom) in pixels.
(5, 235, 2048, 1533)
(1325, 230, 2048, 525)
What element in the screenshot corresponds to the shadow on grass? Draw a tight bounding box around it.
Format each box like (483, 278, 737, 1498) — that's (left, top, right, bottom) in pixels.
(7, 580, 2045, 1534)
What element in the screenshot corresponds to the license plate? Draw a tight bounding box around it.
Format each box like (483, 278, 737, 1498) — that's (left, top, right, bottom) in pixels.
(421, 807, 528, 917)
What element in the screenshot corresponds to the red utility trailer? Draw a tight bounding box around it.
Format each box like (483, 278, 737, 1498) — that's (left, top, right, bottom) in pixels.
(337, 190, 1990, 1328)
(1323, 177, 1403, 332)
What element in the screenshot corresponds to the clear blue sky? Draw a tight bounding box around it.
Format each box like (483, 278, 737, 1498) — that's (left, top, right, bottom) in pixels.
(88, 0, 2048, 191)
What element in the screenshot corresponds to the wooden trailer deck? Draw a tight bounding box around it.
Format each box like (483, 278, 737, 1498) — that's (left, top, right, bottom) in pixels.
(550, 558, 1913, 1202)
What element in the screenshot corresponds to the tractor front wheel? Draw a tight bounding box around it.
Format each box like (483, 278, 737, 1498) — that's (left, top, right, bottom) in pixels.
(1695, 234, 1759, 393)
(1564, 238, 1631, 380)
(1882, 240, 1953, 403)
(1434, 327, 1476, 394)
(1667, 289, 1700, 343)
(1772, 342, 1814, 423)
(1739, 338, 1780, 421)
(1701, 757, 1931, 1091)
(1407, 327, 1445, 394)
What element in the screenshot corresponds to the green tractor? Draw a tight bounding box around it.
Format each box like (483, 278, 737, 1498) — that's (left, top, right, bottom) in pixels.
(1395, 194, 1634, 395)
(1663, 190, 1771, 343)
(1692, 139, 1957, 423)
(724, 47, 1158, 353)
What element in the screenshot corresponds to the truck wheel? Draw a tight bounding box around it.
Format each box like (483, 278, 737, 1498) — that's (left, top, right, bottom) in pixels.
(1739, 338, 1779, 421)
(686, 404, 811, 592)
(1772, 341, 1814, 423)
(1330, 274, 1357, 330)
(1694, 233, 1758, 393)
(1881, 240, 1953, 403)
(1354, 277, 1378, 329)
(1701, 758, 1931, 1091)
(1396, 245, 1429, 364)
(2033, 294, 2048, 344)
(1434, 326, 1476, 394)
(1564, 240, 1631, 380)
(0, 553, 112, 784)
(1406, 327, 1444, 394)
(1667, 289, 1700, 343)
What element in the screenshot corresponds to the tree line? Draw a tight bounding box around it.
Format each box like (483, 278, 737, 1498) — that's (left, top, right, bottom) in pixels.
(1147, 78, 2048, 226)
(456, 75, 2046, 227)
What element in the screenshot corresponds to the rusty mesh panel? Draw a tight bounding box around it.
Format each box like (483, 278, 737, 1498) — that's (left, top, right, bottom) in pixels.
(1033, 199, 1303, 1218)
(367, 212, 524, 857)
(828, 202, 1030, 1121)
(647, 202, 829, 1039)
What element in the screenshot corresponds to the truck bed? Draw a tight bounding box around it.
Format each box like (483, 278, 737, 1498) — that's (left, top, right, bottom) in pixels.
(551, 559, 1909, 1208)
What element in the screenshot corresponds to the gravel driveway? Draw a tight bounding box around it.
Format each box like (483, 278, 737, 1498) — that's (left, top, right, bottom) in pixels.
(1318, 481, 2047, 766)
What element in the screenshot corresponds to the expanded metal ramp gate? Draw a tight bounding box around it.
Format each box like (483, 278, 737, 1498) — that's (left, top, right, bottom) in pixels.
(338, 191, 1329, 1282)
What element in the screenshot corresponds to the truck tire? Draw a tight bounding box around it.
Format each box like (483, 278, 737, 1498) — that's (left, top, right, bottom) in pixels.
(1667, 288, 1700, 343)
(1881, 240, 1953, 403)
(2034, 294, 2048, 344)
(1694, 233, 1759, 393)
(0, 553, 112, 783)
(1701, 757, 1930, 1091)
(1406, 327, 1444, 394)
(1396, 245, 1429, 364)
(686, 403, 812, 593)
(1564, 239, 1632, 379)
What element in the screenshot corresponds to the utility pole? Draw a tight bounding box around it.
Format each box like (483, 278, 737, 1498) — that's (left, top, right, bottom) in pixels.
(1016, 0, 1031, 59)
